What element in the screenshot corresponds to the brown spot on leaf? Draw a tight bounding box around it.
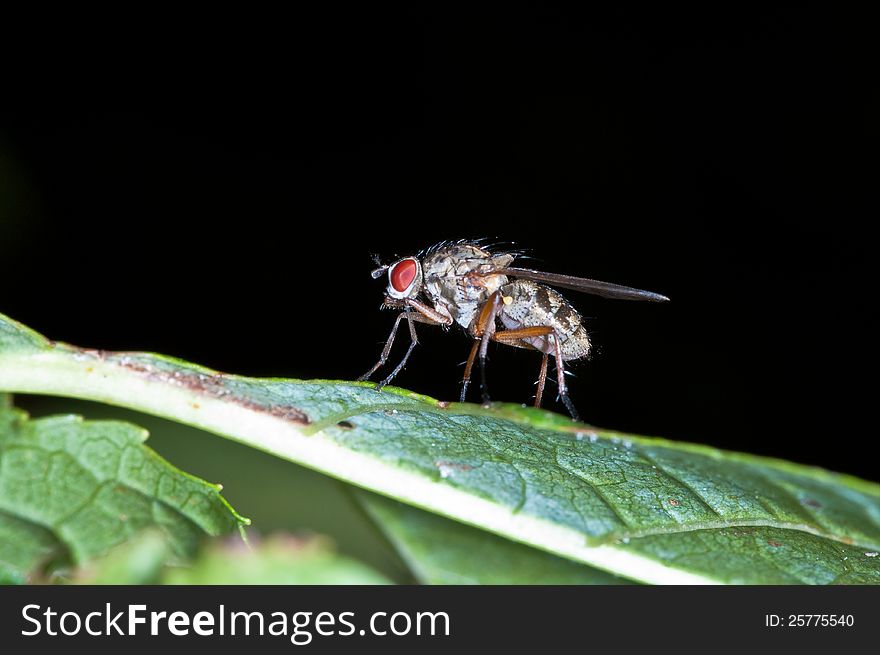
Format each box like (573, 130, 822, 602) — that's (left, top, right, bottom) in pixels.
(767, 540, 783, 547)
(191, 402, 200, 409)
(108, 354, 310, 424)
(337, 421, 355, 429)
(231, 397, 310, 423)
(668, 498, 680, 507)
(438, 401, 451, 409)
(435, 459, 475, 478)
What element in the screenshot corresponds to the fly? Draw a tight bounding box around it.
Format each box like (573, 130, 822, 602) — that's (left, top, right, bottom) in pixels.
(359, 240, 669, 420)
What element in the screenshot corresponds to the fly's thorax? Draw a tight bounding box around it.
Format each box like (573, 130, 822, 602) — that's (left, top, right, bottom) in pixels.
(498, 280, 591, 361)
(422, 243, 515, 329)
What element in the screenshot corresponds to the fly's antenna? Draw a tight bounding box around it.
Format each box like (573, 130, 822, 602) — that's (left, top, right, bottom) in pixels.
(370, 253, 389, 279)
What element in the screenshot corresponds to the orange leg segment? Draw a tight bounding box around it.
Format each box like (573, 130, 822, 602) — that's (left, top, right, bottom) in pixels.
(460, 341, 480, 402)
(491, 326, 580, 420)
(463, 291, 503, 403)
(535, 352, 549, 408)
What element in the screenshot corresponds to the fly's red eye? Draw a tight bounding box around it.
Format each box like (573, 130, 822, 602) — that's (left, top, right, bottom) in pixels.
(390, 259, 417, 292)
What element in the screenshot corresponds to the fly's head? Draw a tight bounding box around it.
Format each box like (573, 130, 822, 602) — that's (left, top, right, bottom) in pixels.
(371, 255, 423, 301)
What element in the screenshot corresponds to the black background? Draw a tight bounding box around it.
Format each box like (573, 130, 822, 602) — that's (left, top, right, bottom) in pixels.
(0, 6, 874, 479)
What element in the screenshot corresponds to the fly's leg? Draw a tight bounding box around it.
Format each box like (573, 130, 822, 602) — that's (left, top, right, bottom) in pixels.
(491, 326, 581, 421)
(359, 299, 452, 390)
(377, 308, 419, 390)
(535, 352, 549, 408)
(358, 310, 411, 382)
(460, 341, 479, 402)
(551, 337, 580, 421)
(468, 291, 503, 404)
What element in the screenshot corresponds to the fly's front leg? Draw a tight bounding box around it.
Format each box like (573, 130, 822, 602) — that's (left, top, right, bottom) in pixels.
(377, 307, 419, 390)
(362, 298, 453, 391)
(491, 325, 580, 421)
(358, 309, 410, 382)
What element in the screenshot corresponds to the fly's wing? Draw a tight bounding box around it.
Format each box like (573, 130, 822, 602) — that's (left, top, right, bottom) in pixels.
(494, 267, 670, 302)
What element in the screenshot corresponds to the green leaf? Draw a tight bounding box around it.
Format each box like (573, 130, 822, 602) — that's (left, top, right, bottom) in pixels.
(0, 390, 248, 583)
(74, 530, 389, 584)
(74, 529, 171, 584)
(163, 534, 390, 585)
(358, 492, 629, 584)
(1, 311, 879, 584)
(0, 511, 60, 584)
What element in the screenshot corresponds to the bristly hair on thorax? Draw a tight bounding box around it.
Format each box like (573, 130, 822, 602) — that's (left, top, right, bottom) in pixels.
(417, 237, 533, 262)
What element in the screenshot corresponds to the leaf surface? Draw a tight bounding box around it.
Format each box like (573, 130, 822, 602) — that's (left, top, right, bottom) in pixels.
(0, 391, 247, 583)
(163, 535, 390, 585)
(2, 312, 878, 584)
(358, 492, 629, 584)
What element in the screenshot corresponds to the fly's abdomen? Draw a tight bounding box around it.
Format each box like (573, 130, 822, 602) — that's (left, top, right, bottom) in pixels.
(498, 280, 591, 361)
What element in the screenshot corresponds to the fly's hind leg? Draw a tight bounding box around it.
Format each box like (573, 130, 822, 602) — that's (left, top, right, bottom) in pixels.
(491, 326, 581, 421)
(535, 352, 549, 408)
